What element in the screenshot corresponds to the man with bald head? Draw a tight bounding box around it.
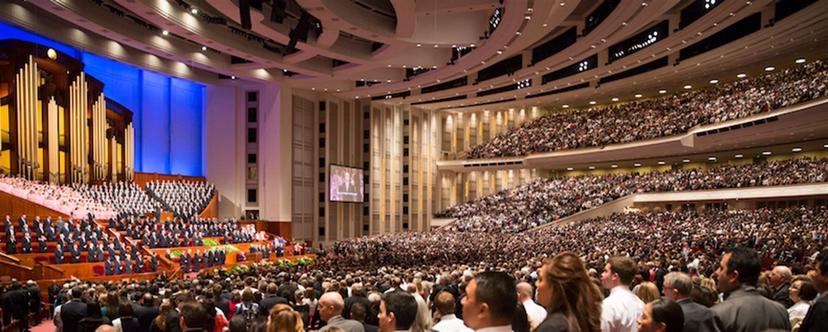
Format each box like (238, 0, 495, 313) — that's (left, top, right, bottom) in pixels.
(319, 292, 365, 332)
(516, 282, 546, 327)
(768, 265, 794, 308)
(663, 272, 719, 332)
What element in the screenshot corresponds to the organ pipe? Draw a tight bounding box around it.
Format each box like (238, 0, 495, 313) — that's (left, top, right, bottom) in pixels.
(47, 98, 59, 183)
(14, 56, 39, 180)
(69, 72, 89, 183)
(92, 93, 106, 181)
(125, 123, 134, 181)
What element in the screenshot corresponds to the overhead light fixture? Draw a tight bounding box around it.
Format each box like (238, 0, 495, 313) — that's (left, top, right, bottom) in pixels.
(162, 30, 169, 36)
(611, 164, 618, 168)
(764, 66, 775, 71)
(562, 104, 569, 108)
(762, 151, 772, 155)
(824, 144, 828, 149)
(792, 147, 802, 152)
(191, 8, 199, 15)
(588, 166, 596, 170)
(737, 73, 747, 78)
(683, 85, 692, 89)
(611, 97, 619, 102)
(709, 79, 719, 84)
(201, 46, 207, 51)
(735, 154, 743, 158)
(416, 44, 421, 47)
(633, 163, 641, 167)
(589, 101, 596, 105)
(658, 89, 667, 94)
(657, 161, 665, 165)
(634, 93, 643, 98)
(566, 167, 574, 171)
(231, 76, 236, 80)
(682, 159, 690, 163)
(795, 58, 806, 64)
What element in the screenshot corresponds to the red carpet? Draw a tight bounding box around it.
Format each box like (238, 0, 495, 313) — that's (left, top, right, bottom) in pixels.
(31, 319, 55, 332)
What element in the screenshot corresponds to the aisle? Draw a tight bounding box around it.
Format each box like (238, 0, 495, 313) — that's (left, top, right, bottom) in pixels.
(31, 319, 55, 332)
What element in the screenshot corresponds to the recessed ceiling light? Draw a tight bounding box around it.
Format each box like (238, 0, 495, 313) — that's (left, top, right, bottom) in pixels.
(764, 66, 775, 71)
(737, 73, 747, 78)
(708, 156, 717, 161)
(588, 166, 595, 170)
(735, 154, 743, 158)
(657, 161, 665, 165)
(762, 151, 772, 155)
(542, 23, 548, 27)
(434, 44, 439, 48)
(162, 30, 169, 36)
(682, 159, 690, 163)
(709, 79, 719, 84)
(201, 46, 207, 51)
(792, 147, 802, 152)
(611, 97, 619, 102)
(496, 50, 503, 55)
(524, 16, 531, 20)
(634, 93, 642, 98)
(824, 144, 828, 148)
(683, 85, 692, 89)
(658, 89, 667, 94)
(230, 76, 236, 80)
(470, 43, 475, 47)
(416, 44, 421, 47)
(589, 101, 596, 105)
(190, 8, 198, 15)
(560, 2, 565, 6)
(633, 163, 641, 167)
(611, 164, 618, 168)
(795, 58, 806, 64)
(566, 167, 573, 171)
(562, 104, 569, 108)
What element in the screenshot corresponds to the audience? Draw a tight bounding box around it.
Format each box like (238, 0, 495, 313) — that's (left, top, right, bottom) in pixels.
(467, 60, 828, 159)
(439, 157, 828, 232)
(662, 272, 718, 332)
(636, 299, 684, 332)
(534, 252, 602, 332)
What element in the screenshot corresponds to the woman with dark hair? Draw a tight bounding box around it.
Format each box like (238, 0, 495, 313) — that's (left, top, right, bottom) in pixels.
(150, 300, 173, 332)
(78, 302, 111, 332)
(112, 302, 140, 332)
(512, 303, 531, 332)
(636, 299, 684, 332)
(535, 252, 603, 332)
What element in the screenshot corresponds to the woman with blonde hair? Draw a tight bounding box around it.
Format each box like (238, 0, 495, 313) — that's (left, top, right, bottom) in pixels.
(634, 282, 660, 304)
(535, 252, 603, 332)
(267, 304, 304, 332)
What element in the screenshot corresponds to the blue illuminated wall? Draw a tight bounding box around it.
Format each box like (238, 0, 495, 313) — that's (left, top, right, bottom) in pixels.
(0, 21, 205, 176)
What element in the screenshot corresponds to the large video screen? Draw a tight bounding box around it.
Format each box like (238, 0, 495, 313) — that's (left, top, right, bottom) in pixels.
(329, 165, 364, 203)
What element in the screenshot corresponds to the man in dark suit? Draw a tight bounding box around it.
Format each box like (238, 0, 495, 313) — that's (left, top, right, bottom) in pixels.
(54, 244, 64, 264)
(104, 258, 114, 275)
(180, 252, 190, 273)
(800, 251, 828, 332)
(6, 229, 17, 254)
(4, 281, 29, 332)
(344, 284, 373, 321)
(767, 265, 794, 308)
(259, 283, 289, 315)
(38, 235, 47, 253)
(26, 280, 40, 325)
(60, 287, 87, 332)
(69, 243, 81, 263)
(133, 293, 160, 332)
(20, 233, 31, 253)
(663, 272, 719, 332)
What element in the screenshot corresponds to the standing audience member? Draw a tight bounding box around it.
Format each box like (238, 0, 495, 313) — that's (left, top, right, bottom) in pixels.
(767, 265, 794, 308)
(534, 252, 603, 332)
(318, 292, 364, 332)
(461, 272, 517, 332)
(515, 282, 546, 328)
(377, 291, 417, 332)
(600, 256, 644, 332)
(662, 272, 719, 332)
(61, 288, 88, 332)
(787, 278, 817, 330)
(711, 247, 790, 332)
(636, 299, 684, 332)
(799, 251, 828, 332)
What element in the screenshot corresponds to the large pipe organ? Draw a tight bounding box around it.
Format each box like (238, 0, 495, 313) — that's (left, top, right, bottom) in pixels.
(0, 39, 135, 183)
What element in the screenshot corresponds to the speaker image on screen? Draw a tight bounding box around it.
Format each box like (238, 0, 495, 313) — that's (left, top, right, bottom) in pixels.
(329, 165, 364, 203)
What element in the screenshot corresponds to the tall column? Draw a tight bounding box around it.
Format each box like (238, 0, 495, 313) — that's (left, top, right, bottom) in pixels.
(14, 56, 39, 180)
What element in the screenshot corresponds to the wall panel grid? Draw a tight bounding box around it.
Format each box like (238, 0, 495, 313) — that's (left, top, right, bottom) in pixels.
(244, 91, 259, 218)
(291, 95, 315, 241)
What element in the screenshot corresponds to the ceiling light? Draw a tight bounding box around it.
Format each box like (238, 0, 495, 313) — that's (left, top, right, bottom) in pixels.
(709, 79, 719, 84)
(762, 151, 772, 155)
(611, 97, 619, 102)
(566, 167, 574, 171)
(515, 31, 522, 35)
(496, 50, 503, 55)
(658, 89, 667, 94)
(792, 147, 802, 152)
(524, 16, 531, 20)
(588, 166, 595, 170)
(824, 144, 828, 148)
(683, 85, 692, 89)
(708, 156, 717, 161)
(560, 2, 565, 6)
(470, 44, 475, 47)
(735, 154, 743, 158)
(416, 44, 421, 47)
(657, 161, 665, 165)
(737, 73, 747, 78)
(162, 30, 169, 36)
(190, 8, 198, 15)
(562, 104, 569, 108)
(589, 101, 596, 105)
(634, 93, 642, 98)
(542, 23, 548, 27)
(682, 159, 690, 163)
(633, 163, 641, 167)
(611, 164, 618, 168)
(795, 58, 806, 64)
(201, 46, 207, 51)
(230, 76, 236, 80)
(764, 66, 775, 71)
(434, 44, 439, 48)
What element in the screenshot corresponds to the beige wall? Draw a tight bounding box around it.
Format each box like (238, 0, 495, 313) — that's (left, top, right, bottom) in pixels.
(443, 106, 543, 157)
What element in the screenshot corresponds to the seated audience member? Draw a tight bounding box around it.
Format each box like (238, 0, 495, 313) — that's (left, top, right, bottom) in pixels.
(712, 247, 790, 331)
(534, 252, 603, 332)
(636, 299, 684, 332)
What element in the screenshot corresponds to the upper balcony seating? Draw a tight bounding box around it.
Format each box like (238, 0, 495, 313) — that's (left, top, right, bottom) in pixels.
(467, 60, 828, 159)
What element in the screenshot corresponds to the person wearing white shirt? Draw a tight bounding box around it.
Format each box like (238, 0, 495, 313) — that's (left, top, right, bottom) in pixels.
(461, 271, 516, 332)
(600, 256, 644, 332)
(432, 291, 473, 332)
(787, 278, 817, 326)
(516, 282, 546, 328)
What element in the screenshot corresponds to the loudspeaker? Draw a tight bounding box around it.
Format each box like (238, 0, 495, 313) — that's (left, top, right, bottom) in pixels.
(270, 0, 286, 24)
(239, 0, 252, 29)
(286, 10, 310, 53)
